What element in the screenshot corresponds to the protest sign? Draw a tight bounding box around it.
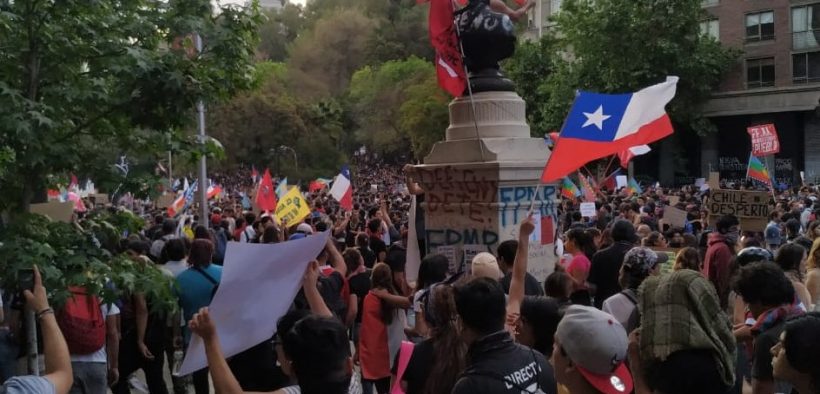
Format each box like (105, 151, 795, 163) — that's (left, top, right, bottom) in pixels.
(667, 196, 680, 207)
(707, 172, 720, 190)
(747, 124, 780, 156)
(90, 193, 109, 204)
(30, 201, 74, 223)
(436, 245, 458, 274)
(580, 202, 597, 218)
(663, 206, 687, 229)
(616, 175, 628, 189)
(180, 231, 330, 375)
(649, 247, 679, 275)
(156, 193, 176, 209)
(463, 244, 488, 273)
(707, 189, 770, 231)
(694, 178, 705, 188)
(274, 187, 311, 225)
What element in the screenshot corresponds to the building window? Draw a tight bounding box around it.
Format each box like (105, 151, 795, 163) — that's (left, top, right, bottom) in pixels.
(793, 4, 820, 50)
(746, 58, 775, 88)
(700, 19, 719, 40)
(746, 11, 774, 42)
(793, 52, 820, 83)
(702, 0, 718, 6)
(550, 0, 562, 14)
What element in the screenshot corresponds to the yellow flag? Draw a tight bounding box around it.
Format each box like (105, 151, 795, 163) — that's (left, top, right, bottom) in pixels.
(275, 187, 311, 225)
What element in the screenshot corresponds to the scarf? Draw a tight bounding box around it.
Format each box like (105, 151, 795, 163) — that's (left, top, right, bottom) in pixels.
(750, 304, 804, 335)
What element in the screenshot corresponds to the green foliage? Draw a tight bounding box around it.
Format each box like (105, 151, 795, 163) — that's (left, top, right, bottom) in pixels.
(504, 35, 557, 135)
(349, 57, 448, 159)
(257, 4, 304, 61)
(0, 0, 262, 213)
(0, 213, 176, 313)
(513, 0, 738, 135)
(286, 8, 376, 99)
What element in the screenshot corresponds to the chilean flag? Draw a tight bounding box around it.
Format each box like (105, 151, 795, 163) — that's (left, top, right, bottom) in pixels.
(330, 165, 353, 211)
(617, 145, 652, 168)
(541, 77, 678, 182)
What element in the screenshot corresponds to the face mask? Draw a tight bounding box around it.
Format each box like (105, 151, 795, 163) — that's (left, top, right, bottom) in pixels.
(725, 230, 740, 244)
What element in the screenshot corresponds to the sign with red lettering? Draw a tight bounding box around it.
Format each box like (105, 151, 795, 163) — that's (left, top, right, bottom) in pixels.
(747, 124, 780, 156)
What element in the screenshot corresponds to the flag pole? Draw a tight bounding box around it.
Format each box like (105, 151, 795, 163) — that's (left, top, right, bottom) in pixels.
(452, 2, 487, 162)
(764, 154, 776, 201)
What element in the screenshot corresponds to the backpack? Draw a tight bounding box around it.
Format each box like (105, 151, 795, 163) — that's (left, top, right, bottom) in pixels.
(192, 267, 219, 301)
(621, 288, 641, 333)
(214, 229, 228, 264)
(56, 287, 105, 355)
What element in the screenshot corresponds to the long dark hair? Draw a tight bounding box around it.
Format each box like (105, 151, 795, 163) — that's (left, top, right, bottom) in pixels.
(776, 243, 806, 281)
(566, 228, 596, 260)
(423, 285, 465, 394)
(371, 263, 398, 324)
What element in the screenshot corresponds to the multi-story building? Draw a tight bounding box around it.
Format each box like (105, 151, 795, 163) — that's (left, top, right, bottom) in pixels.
(519, 0, 820, 186)
(702, 0, 820, 187)
(253, 0, 284, 10)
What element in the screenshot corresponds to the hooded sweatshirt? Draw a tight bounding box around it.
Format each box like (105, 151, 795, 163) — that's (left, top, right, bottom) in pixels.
(702, 232, 734, 309)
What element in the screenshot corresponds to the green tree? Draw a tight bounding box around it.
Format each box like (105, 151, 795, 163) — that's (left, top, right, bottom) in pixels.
(286, 8, 376, 99)
(0, 0, 261, 214)
(363, 0, 433, 64)
(519, 0, 737, 134)
(349, 57, 448, 159)
(505, 35, 556, 136)
(257, 4, 305, 61)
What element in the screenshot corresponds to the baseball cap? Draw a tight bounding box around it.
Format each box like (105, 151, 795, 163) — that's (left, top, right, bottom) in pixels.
(764, 225, 781, 246)
(556, 305, 633, 394)
(470, 252, 502, 279)
(296, 223, 313, 234)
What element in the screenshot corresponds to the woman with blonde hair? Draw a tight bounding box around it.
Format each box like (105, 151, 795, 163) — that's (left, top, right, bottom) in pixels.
(804, 238, 820, 307)
(674, 247, 702, 272)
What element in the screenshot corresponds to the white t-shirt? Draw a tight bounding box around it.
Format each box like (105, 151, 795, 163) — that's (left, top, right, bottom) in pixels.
(70, 303, 119, 363)
(164, 260, 188, 277)
(240, 227, 256, 243)
(601, 293, 635, 329)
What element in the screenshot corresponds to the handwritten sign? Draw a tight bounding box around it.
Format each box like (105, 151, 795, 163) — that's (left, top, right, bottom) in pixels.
(463, 244, 487, 273)
(436, 245, 458, 274)
(31, 201, 74, 223)
(747, 124, 780, 156)
(616, 175, 628, 189)
(707, 189, 770, 231)
(274, 187, 311, 225)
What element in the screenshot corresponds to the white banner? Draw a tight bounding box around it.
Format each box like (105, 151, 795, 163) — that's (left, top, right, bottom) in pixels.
(179, 231, 330, 375)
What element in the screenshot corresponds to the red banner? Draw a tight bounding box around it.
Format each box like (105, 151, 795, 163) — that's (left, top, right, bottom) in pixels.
(747, 124, 780, 156)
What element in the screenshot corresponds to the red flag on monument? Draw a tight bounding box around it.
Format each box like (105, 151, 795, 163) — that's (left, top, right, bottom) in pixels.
(428, 0, 466, 96)
(255, 169, 277, 212)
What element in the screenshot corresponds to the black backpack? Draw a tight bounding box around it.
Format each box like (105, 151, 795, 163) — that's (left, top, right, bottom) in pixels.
(621, 288, 641, 333)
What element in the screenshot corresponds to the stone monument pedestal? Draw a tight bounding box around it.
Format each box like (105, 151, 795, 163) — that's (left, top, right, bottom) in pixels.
(416, 91, 559, 282)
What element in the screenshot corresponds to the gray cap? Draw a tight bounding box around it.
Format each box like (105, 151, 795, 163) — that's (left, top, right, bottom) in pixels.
(556, 305, 633, 394)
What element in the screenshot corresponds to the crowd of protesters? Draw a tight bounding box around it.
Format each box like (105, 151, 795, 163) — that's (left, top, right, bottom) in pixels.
(5, 153, 820, 394)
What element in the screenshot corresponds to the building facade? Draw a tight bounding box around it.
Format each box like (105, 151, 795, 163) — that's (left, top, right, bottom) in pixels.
(702, 0, 820, 187)
(520, 0, 820, 186)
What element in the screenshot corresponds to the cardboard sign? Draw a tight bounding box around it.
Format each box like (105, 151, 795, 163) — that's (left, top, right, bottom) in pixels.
(274, 187, 311, 225)
(90, 193, 109, 204)
(667, 196, 680, 207)
(156, 194, 176, 209)
(649, 247, 679, 275)
(664, 206, 687, 229)
(747, 124, 780, 156)
(707, 189, 770, 231)
(30, 201, 74, 223)
(707, 172, 720, 190)
(580, 202, 597, 218)
(694, 178, 705, 187)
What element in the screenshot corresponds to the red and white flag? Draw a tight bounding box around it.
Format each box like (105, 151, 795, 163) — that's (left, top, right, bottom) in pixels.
(429, 0, 466, 96)
(255, 169, 277, 212)
(617, 145, 652, 168)
(329, 165, 353, 211)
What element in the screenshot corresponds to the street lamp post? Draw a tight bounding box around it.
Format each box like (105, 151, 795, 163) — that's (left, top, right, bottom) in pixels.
(279, 145, 298, 171)
(195, 33, 209, 228)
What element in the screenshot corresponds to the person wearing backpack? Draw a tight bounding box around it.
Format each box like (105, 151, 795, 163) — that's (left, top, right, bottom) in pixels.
(601, 247, 661, 334)
(175, 239, 221, 394)
(59, 285, 120, 394)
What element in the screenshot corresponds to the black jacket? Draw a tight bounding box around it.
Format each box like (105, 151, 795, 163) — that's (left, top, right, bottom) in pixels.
(452, 331, 556, 394)
(588, 241, 634, 309)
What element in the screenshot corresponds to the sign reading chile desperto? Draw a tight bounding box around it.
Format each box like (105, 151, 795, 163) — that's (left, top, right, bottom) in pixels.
(746, 124, 780, 156)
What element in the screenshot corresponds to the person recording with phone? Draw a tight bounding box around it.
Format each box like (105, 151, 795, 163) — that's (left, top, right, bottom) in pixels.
(3, 266, 73, 394)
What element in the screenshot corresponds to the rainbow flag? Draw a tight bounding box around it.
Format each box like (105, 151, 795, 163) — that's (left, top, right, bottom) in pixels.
(747, 153, 772, 186)
(577, 172, 595, 202)
(561, 177, 581, 199)
(627, 177, 642, 195)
